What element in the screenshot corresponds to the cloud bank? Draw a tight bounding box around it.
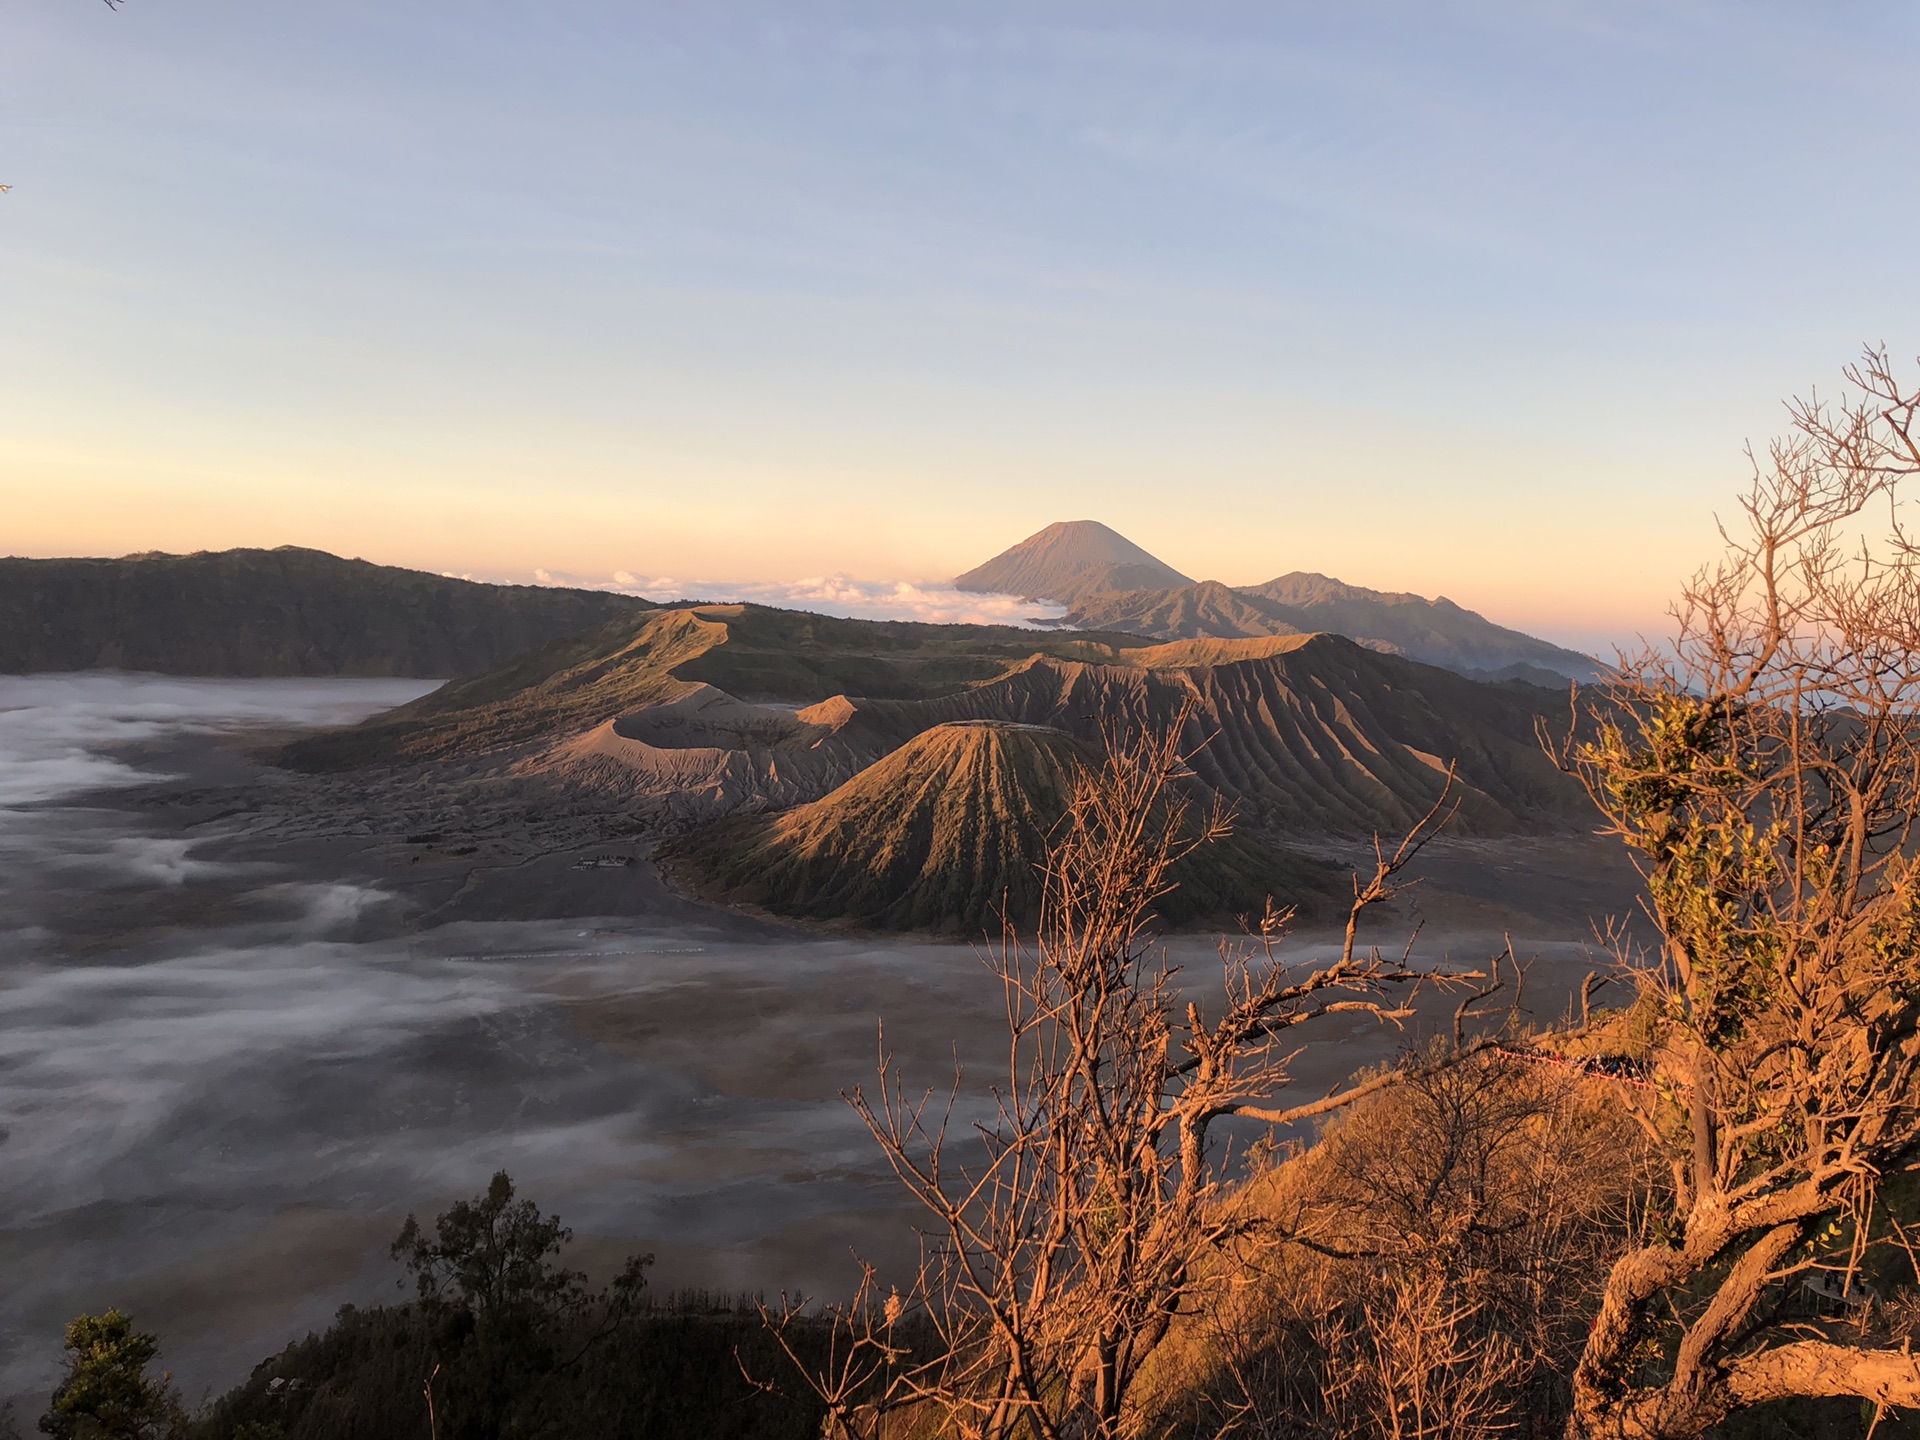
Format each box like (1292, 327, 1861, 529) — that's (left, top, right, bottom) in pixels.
(0, 675, 440, 810)
(528, 570, 1066, 628)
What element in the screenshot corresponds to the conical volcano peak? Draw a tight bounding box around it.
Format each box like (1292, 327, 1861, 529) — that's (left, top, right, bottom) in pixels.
(953, 520, 1192, 603)
(666, 719, 1330, 931)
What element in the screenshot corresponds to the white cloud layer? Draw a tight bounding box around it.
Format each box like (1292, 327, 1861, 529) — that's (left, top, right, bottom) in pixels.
(0, 674, 440, 809)
(530, 570, 1066, 628)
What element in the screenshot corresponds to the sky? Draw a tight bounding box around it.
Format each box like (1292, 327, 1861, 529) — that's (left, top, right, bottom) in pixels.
(4, 2, 1919, 654)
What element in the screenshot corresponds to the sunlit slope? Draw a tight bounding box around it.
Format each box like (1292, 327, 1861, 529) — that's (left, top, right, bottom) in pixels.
(668, 721, 1325, 930)
(280, 607, 719, 770)
(278, 604, 1138, 770)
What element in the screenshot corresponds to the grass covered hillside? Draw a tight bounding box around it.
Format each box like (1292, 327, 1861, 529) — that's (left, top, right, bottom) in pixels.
(667, 721, 1330, 930)
(0, 547, 650, 677)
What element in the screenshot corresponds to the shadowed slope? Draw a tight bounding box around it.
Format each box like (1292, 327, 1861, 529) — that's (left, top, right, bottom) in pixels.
(953, 521, 1193, 601)
(1056, 581, 1305, 644)
(667, 722, 1329, 931)
(1238, 572, 1604, 680)
(0, 547, 650, 677)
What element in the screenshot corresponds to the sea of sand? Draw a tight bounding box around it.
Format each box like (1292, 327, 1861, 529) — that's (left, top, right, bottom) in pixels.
(0, 674, 1645, 1414)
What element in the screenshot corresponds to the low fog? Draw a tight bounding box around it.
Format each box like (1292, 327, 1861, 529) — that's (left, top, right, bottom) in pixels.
(530, 571, 1070, 627)
(0, 673, 1623, 1413)
(0, 676, 1012, 1407)
(0, 674, 439, 808)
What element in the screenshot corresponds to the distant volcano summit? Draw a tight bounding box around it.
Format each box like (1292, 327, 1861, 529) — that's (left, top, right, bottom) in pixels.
(952, 520, 1194, 603)
(952, 520, 1604, 684)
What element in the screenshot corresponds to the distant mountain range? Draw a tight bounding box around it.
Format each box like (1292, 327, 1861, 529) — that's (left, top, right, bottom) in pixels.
(0, 548, 649, 677)
(952, 520, 1604, 685)
(4, 534, 1609, 936)
(254, 577, 1601, 934)
(1, 529, 1601, 689)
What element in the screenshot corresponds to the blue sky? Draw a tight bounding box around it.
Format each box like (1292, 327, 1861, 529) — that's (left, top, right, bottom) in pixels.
(4, 1, 1918, 651)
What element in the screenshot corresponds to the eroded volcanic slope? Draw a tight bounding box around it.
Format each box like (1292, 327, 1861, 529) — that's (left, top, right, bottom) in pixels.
(830, 638, 1584, 836)
(666, 721, 1330, 930)
(277, 605, 1141, 772)
(282, 606, 1588, 840)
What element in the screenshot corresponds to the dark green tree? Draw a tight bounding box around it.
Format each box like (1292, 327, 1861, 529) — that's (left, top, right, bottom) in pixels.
(390, 1172, 650, 1440)
(393, 1171, 594, 1324)
(38, 1310, 185, 1440)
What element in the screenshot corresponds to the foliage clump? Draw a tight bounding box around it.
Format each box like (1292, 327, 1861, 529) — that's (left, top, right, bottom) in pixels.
(38, 1310, 185, 1440)
(1549, 345, 1920, 1436)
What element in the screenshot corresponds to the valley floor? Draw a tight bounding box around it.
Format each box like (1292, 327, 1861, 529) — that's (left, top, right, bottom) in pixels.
(0, 676, 1644, 1416)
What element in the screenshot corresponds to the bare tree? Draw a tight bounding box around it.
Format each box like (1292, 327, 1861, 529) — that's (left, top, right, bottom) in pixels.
(770, 719, 1505, 1440)
(1180, 1051, 1652, 1440)
(1315, 1268, 1532, 1440)
(1556, 345, 1920, 1435)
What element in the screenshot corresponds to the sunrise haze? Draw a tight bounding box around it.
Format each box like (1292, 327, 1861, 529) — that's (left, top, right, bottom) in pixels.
(6, 3, 1920, 656)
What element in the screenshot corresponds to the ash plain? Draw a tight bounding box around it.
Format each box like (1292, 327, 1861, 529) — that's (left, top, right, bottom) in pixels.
(0, 673, 1643, 1412)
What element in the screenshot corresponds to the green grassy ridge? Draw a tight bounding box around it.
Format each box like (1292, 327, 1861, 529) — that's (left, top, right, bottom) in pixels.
(666, 721, 1336, 932)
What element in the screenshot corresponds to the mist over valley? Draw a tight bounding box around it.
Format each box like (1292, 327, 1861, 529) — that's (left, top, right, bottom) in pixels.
(0, 534, 1643, 1420)
(9, 9, 1918, 1429)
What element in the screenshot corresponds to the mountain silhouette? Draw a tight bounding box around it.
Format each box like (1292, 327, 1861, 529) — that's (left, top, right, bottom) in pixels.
(952, 522, 1603, 683)
(952, 520, 1193, 602)
(0, 547, 649, 677)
